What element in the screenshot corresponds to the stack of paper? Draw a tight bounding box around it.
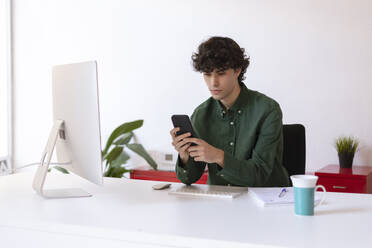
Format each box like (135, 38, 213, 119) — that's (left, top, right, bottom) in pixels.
(249, 187, 320, 207)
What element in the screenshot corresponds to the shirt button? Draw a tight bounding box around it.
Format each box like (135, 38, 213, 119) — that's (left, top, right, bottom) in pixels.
(230, 121, 234, 126)
(238, 110, 242, 114)
(230, 142, 234, 146)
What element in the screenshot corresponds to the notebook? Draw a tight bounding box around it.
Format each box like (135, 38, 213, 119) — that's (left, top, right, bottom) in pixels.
(249, 187, 320, 207)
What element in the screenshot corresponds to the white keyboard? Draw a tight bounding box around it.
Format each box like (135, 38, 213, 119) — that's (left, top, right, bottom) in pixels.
(168, 185, 248, 199)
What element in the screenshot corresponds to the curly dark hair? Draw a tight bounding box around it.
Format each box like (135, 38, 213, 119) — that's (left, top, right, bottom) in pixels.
(192, 37, 250, 83)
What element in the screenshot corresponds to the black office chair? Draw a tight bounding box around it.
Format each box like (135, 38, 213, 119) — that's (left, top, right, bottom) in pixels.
(282, 124, 306, 185)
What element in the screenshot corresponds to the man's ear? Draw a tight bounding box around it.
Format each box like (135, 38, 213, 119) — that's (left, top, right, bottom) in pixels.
(235, 68, 242, 78)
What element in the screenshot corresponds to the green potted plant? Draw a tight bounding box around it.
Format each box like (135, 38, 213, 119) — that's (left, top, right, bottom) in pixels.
(50, 119, 157, 177)
(102, 119, 157, 177)
(335, 136, 359, 168)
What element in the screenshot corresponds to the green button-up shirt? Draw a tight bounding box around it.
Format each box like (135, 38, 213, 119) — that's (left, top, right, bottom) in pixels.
(176, 83, 290, 187)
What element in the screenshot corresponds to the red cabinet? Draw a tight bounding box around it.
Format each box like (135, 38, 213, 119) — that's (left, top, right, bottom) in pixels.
(130, 169, 208, 184)
(315, 164, 372, 194)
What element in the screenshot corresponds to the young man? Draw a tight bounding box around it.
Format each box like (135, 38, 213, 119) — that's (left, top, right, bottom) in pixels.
(170, 37, 290, 187)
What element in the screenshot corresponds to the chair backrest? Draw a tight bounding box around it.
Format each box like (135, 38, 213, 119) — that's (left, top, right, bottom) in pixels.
(282, 124, 306, 183)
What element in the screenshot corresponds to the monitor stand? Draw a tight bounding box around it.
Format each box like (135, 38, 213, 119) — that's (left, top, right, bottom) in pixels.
(32, 120, 92, 198)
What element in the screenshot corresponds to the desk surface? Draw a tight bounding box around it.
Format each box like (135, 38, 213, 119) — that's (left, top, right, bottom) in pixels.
(1, 172, 372, 248)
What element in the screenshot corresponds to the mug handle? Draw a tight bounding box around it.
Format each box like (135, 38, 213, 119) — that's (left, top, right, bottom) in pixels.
(314, 185, 326, 208)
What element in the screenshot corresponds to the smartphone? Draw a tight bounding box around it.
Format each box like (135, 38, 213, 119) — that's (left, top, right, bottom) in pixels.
(171, 115, 197, 138)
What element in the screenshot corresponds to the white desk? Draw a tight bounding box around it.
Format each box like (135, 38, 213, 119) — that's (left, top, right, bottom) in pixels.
(1, 172, 372, 248)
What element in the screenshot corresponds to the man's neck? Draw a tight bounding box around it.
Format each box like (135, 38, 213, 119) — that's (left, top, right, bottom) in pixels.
(220, 82, 241, 110)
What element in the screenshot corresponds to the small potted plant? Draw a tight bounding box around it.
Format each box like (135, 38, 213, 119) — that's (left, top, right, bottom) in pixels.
(335, 136, 359, 168)
(50, 119, 157, 177)
(101, 119, 157, 177)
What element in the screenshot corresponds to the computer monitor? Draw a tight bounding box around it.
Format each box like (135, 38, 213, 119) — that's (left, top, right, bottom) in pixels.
(33, 61, 103, 198)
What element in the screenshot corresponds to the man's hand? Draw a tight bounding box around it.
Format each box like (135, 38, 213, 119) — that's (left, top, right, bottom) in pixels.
(185, 138, 225, 167)
(170, 127, 192, 164)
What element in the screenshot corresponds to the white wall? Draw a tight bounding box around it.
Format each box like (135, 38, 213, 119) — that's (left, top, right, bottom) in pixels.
(13, 0, 372, 172)
(0, 0, 9, 158)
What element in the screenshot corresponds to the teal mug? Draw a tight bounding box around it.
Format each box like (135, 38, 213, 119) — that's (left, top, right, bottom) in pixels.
(290, 175, 326, 216)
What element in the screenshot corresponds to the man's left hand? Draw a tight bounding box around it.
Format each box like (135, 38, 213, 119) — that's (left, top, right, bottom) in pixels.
(185, 138, 225, 167)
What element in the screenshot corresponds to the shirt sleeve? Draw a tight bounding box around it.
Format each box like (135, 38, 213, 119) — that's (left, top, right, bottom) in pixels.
(175, 112, 206, 185)
(216, 105, 284, 186)
(176, 156, 206, 185)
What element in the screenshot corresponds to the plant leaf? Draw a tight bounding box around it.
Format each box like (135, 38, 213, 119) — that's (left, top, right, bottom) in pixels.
(110, 150, 130, 168)
(335, 136, 359, 154)
(104, 166, 113, 177)
(127, 143, 158, 170)
(105, 167, 131, 178)
(102, 120, 143, 156)
(114, 132, 133, 146)
(103, 146, 123, 164)
(52, 166, 69, 174)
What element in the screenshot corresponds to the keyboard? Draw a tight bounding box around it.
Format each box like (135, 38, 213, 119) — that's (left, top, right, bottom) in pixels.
(168, 185, 248, 199)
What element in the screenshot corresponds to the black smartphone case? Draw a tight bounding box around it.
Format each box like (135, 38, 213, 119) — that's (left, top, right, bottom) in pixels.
(171, 115, 197, 138)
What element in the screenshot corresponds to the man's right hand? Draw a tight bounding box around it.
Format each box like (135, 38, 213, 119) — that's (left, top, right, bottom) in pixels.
(170, 127, 192, 164)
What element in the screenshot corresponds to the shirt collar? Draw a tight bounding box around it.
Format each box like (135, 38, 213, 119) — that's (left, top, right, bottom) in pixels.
(215, 82, 249, 118)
